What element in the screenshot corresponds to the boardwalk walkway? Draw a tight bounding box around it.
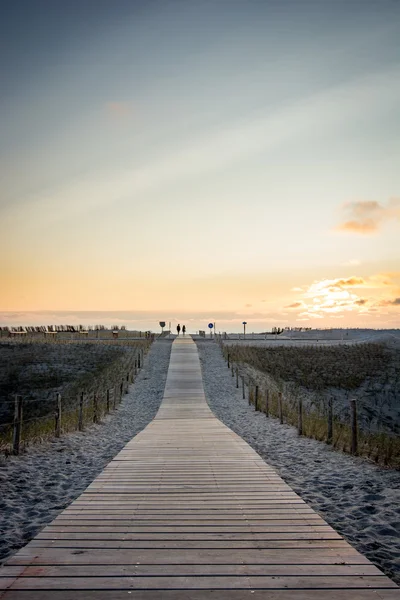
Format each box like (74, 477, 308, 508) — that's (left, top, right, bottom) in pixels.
(1, 336, 399, 598)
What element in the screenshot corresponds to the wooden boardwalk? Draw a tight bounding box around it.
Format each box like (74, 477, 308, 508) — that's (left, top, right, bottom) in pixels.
(1, 336, 399, 599)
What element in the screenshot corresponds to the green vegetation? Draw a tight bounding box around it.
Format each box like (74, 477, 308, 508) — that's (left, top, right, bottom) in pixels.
(227, 343, 392, 390)
(223, 342, 400, 468)
(0, 338, 152, 452)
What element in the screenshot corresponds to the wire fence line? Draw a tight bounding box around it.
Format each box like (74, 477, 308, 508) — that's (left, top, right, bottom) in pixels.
(218, 338, 400, 468)
(0, 345, 148, 455)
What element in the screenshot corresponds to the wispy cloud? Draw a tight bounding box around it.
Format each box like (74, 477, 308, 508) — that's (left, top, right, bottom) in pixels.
(284, 301, 306, 309)
(342, 258, 361, 267)
(287, 273, 400, 320)
(378, 297, 400, 307)
(336, 198, 400, 234)
(4, 65, 400, 228)
(105, 102, 132, 119)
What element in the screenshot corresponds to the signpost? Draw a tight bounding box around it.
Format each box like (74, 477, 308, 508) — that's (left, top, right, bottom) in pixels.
(242, 321, 247, 338)
(208, 322, 213, 338)
(159, 321, 166, 335)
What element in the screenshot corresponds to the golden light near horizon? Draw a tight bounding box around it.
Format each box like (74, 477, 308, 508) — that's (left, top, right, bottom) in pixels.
(1, 2, 399, 330)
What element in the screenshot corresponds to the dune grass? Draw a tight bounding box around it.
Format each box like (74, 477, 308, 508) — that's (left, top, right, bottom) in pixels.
(0, 338, 152, 452)
(223, 342, 400, 468)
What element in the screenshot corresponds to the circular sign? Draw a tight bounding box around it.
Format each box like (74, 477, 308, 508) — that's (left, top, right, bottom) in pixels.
(208, 323, 213, 329)
(159, 321, 166, 328)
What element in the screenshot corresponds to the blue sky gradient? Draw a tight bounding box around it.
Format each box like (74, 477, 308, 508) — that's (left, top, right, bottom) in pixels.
(1, 0, 400, 329)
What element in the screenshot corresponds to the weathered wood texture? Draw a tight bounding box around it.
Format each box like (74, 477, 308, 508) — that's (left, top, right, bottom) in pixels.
(1, 337, 398, 598)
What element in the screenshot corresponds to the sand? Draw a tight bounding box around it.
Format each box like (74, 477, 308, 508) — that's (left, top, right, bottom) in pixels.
(0, 339, 172, 564)
(1, 335, 399, 587)
(196, 339, 400, 585)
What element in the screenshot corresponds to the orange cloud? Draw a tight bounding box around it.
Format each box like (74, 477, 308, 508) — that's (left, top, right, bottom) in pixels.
(339, 220, 377, 233)
(336, 198, 400, 234)
(289, 273, 400, 321)
(334, 277, 366, 287)
(377, 298, 400, 307)
(284, 301, 305, 309)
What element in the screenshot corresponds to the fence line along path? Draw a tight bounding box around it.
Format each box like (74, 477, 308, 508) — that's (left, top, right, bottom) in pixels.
(1, 337, 399, 599)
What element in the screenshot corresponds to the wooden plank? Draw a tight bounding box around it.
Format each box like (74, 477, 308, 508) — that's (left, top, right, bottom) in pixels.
(2, 336, 398, 599)
(1, 564, 384, 577)
(1, 575, 397, 591)
(1, 590, 400, 600)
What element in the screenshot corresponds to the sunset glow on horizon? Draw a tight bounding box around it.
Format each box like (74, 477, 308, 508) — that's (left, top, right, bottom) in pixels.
(1, 0, 399, 331)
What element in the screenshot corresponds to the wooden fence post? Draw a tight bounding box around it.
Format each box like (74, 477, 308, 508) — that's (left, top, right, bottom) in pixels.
(106, 389, 110, 413)
(278, 392, 283, 424)
(138, 352, 141, 369)
(227, 353, 230, 369)
(241, 376, 245, 400)
(350, 399, 358, 455)
(327, 397, 333, 444)
(114, 385, 118, 410)
(78, 392, 84, 431)
(134, 359, 138, 376)
(255, 386, 259, 411)
(93, 393, 98, 424)
(231, 364, 234, 378)
(12, 395, 23, 455)
(55, 392, 62, 438)
(236, 368, 239, 388)
(298, 398, 303, 436)
(120, 381, 124, 400)
(265, 389, 269, 417)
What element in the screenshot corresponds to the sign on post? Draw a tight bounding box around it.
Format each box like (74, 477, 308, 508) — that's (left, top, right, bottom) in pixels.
(208, 323, 213, 338)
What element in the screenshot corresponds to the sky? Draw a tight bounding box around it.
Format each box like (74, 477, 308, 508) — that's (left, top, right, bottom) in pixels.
(1, 0, 400, 332)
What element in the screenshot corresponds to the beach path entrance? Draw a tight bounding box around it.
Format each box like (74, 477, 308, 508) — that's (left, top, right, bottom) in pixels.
(1, 336, 399, 598)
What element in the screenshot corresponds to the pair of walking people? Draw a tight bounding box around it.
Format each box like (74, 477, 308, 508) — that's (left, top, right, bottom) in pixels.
(176, 324, 186, 335)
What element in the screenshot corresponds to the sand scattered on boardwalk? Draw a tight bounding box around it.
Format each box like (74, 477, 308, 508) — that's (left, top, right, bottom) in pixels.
(196, 339, 400, 586)
(0, 340, 172, 564)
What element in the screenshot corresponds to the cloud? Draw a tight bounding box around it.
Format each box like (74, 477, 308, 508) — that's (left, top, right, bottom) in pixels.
(342, 259, 361, 267)
(289, 274, 398, 319)
(4, 64, 400, 229)
(336, 198, 400, 234)
(334, 277, 366, 287)
(284, 301, 306, 309)
(284, 271, 400, 325)
(377, 297, 400, 307)
(105, 102, 132, 119)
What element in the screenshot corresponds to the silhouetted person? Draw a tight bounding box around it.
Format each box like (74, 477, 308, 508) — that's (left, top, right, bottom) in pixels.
(177, 324, 181, 335)
(182, 325, 186, 335)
